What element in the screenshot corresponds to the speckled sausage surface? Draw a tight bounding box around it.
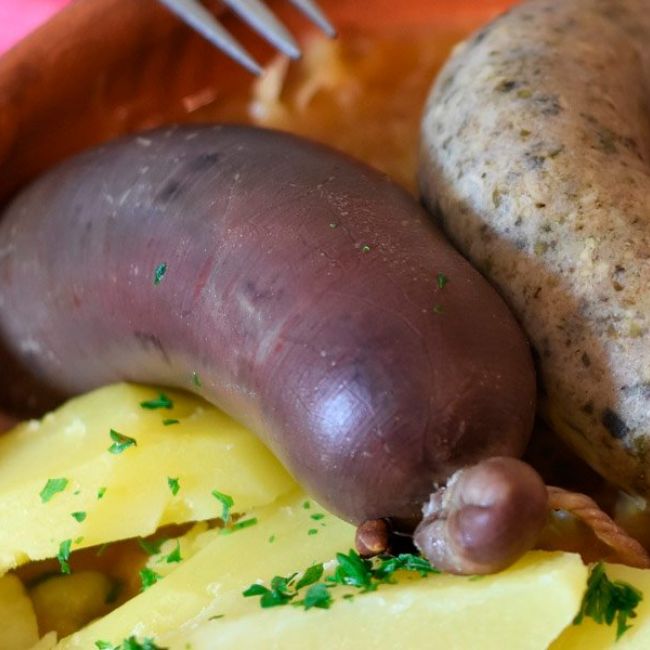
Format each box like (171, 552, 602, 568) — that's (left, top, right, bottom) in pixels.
(420, 0, 650, 497)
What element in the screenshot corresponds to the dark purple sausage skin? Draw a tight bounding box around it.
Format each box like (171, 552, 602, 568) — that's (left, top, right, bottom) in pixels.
(0, 125, 541, 571)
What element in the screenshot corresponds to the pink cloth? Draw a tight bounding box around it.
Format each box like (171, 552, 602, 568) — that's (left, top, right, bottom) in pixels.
(0, 0, 69, 55)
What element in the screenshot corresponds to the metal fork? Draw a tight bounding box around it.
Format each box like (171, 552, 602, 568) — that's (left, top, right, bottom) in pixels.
(158, 0, 336, 75)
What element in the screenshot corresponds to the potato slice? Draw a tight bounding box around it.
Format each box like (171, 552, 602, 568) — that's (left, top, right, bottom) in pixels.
(552, 563, 650, 649)
(0, 383, 295, 573)
(0, 573, 39, 650)
(58, 489, 354, 648)
(30, 571, 115, 639)
(59, 486, 587, 650)
(157, 551, 586, 650)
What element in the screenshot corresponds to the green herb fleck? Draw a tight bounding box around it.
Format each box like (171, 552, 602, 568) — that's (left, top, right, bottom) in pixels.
(300, 583, 332, 610)
(244, 550, 439, 612)
(310, 513, 325, 521)
(433, 304, 444, 314)
(163, 418, 179, 426)
(307, 528, 318, 536)
(268, 535, 276, 543)
(373, 553, 440, 581)
(40, 478, 69, 503)
(139, 567, 162, 591)
(57, 539, 72, 574)
(212, 489, 234, 525)
(102, 637, 165, 650)
(97, 486, 107, 499)
(361, 244, 371, 253)
(192, 371, 202, 388)
(222, 517, 258, 535)
(436, 272, 448, 289)
(153, 263, 167, 286)
(164, 541, 182, 564)
(296, 564, 324, 590)
(138, 537, 168, 556)
(108, 429, 137, 454)
(243, 573, 298, 608)
(209, 614, 225, 621)
(140, 393, 173, 410)
(167, 477, 180, 496)
(71, 511, 87, 523)
(328, 550, 374, 591)
(302, 500, 311, 509)
(123, 637, 165, 650)
(573, 562, 643, 641)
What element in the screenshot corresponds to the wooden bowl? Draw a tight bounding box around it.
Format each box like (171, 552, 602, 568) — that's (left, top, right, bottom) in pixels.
(0, 0, 513, 203)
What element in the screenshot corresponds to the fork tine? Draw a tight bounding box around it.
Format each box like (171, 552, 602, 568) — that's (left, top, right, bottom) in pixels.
(158, 0, 263, 74)
(223, 0, 301, 59)
(288, 0, 337, 37)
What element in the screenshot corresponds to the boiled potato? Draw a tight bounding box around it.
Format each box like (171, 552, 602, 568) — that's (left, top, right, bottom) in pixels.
(0, 384, 295, 573)
(59, 485, 586, 650)
(0, 573, 39, 650)
(30, 571, 115, 639)
(58, 489, 354, 648)
(552, 563, 650, 649)
(161, 552, 586, 650)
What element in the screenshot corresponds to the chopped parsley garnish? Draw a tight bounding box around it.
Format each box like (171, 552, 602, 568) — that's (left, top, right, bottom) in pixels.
(153, 263, 167, 286)
(328, 550, 374, 590)
(574, 562, 643, 640)
(209, 614, 225, 621)
(71, 511, 87, 523)
(163, 418, 179, 426)
(373, 553, 440, 580)
(96, 637, 166, 650)
(268, 535, 276, 543)
(97, 486, 107, 499)
(164, 541, 182, 564)
(212, 489, 234, 525)
(310, 513, 325, 521)
(140, 393, 173, 410)
(243, 574, 298, 608)
(138, 537, 168, 556)
(108, 429, 137, 454)
(302, 500, 311, 509)
(300, 583, 332, 610)
(243, 551, 439, 611)
(139, 567, 162, 591)
(433, 304, 444, 314)
(437, 272, 448, 289)
(57, 539, 72, 574)
(192, 371, 202, 388)
(167, 477, 180, 496)
(307, 528, 318, 536)
(295, 564, 324, 590)
(222, 517, 258, 535)
(40, 478, 69, 503)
